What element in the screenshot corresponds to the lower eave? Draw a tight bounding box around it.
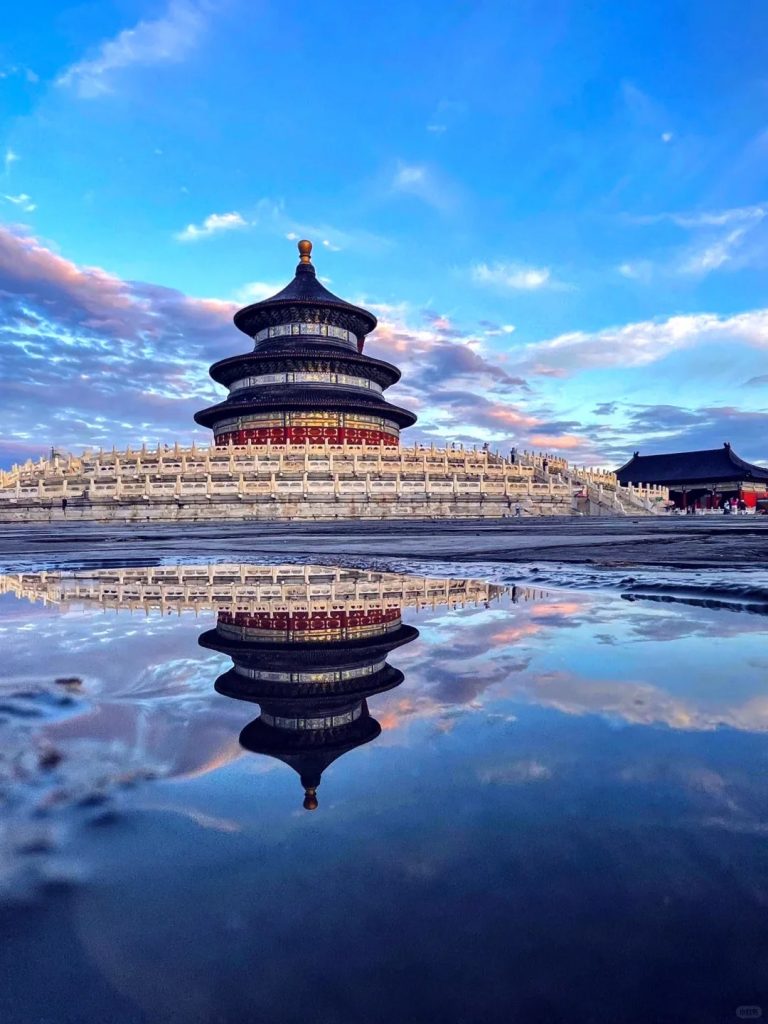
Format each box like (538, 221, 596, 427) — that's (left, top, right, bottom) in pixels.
(194, 388, 418, 429)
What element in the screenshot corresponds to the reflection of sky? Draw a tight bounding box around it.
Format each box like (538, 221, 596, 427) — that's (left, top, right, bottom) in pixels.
(2, 574, 768, 1021)
(2, 582, 768, 772)
(377, 591, 768, 736)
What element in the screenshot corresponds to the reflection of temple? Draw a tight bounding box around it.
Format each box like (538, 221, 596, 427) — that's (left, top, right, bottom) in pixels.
(199, 566, 509, 809)
(201, 595, 419, 810)
(0, 563, 508, 809)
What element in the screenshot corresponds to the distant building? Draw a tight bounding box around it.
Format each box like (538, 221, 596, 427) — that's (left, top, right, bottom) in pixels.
(616, 443, 768, 509)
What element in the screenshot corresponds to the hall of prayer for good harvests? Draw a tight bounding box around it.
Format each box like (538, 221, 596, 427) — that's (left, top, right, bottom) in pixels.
(0, 242, 670, 522)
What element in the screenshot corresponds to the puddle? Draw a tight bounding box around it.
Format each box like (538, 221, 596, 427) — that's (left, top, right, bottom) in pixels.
(1, 561, 767, 1023)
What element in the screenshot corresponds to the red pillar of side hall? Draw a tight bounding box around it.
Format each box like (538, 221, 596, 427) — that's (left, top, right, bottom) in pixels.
(195, 240, 416, 447)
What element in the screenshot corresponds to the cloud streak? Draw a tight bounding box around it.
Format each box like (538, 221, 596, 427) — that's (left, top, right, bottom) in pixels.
(517, 309, 768, 376)
(56, 1, 206, 98)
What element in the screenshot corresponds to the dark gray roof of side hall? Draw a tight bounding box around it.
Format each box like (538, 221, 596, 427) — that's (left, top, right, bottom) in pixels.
(616, 444, 768, 485)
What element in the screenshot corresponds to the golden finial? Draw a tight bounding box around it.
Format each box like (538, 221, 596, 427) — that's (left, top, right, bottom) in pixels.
(303, 786, 318, 811)
(298, 239, 313, 264)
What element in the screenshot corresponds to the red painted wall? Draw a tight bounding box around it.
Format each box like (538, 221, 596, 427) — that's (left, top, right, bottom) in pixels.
(214, 426, 399, 446)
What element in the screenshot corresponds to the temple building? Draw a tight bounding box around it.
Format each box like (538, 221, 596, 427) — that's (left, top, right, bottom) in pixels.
(616, 443, 768, 510)
(194, 240, 416, 447)
(0, 241, 671, 521)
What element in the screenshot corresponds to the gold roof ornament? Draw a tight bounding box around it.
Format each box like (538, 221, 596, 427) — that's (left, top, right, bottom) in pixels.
(298, 239, 313, 264)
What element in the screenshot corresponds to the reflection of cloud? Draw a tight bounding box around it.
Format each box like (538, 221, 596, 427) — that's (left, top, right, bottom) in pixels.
(530, 602, 585, 618)
(522, 670, 768, 733)
(383, 589, 768, 737)
(137, 804, 243, 833)
(479, 760, 551, 784)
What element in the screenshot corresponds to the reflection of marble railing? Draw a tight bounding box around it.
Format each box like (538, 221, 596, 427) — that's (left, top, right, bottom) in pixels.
(0, 564, 509, 614)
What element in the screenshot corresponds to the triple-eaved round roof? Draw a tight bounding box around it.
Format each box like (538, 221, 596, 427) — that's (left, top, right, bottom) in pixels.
(233, 240, 377, 339)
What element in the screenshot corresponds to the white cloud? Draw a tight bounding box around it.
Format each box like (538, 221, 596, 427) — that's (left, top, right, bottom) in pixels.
(233, 281, 283, 303)
(175, 212, 247, 242)
(393, 164, 427, 189)
(321, 239, 341, 252)
(56, 0, 205, 99)
(285, 232, 299, 241)
(390, 161, 457, 212)
(661, 132, 673, 143)
(675, 205, 765, 228)
(470, 261, 553, 291)
(617, 260, 653, 281)
(425, 99, 465, 136)
(680, 227, 749, 274)
(0, 65, 38, 83)
(619, 204, 768, 281)
(517, 308, 768, 376)
(3, 193, 36, 213)
(631, 203, 767, 229)
(4, 149, 18, 175)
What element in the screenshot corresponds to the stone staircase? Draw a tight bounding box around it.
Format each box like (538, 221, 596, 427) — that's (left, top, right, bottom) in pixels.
(518, 451, 668, 516)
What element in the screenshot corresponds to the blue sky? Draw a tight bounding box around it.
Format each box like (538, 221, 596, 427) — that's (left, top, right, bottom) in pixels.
(1, 0, 767, 467)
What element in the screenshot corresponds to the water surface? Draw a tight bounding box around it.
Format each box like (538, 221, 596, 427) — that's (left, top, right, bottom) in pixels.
(1, 562, 767, 1024)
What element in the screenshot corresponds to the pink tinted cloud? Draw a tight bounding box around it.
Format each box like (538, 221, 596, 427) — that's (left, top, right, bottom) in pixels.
(528, 433, 585, 450)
